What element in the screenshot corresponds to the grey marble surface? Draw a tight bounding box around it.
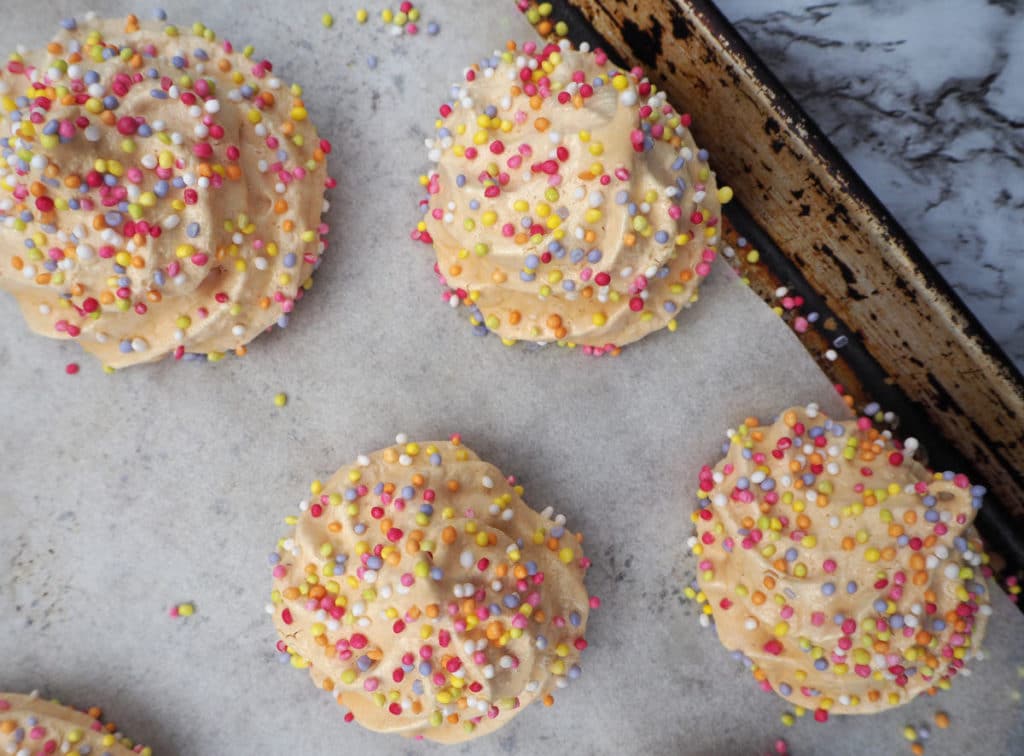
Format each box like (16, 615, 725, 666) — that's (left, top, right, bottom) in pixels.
(716, 0, 1024, 371)
(1, 3, 1023, 756)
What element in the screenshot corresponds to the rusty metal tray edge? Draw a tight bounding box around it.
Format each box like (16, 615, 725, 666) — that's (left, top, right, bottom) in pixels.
(524, 0, 1024, 571)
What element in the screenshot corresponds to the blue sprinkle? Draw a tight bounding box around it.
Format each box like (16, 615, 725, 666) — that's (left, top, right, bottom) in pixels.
(401, 486, 415, 500)
(698, 148, 709, 160)
(366, 556, 383, 570)
(427, 21, 440, 35)
(367, 55, 378, 70)
(430, 453, 442, 465)
(587, 249, 602, 263)
(283, 253, 297, 268)
(821, 582, 835, 596)
(186, 222, 201, 238)
(455, 174, 466, 188)
(353, 522, 367, 535)
(430, 567, 443, 581)
(61, 17, 77, 30)
(172, 56, 187, 69)
(846, 581, 857, 594)
(655, 230, 669, 244)
(267, 552, 280, 565)
(119, 340, 133, 353)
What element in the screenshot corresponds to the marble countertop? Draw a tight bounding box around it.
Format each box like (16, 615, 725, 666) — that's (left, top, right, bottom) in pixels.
(716, 0, 1024, 371)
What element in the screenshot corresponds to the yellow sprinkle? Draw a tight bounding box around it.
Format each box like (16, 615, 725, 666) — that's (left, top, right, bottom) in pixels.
(322, 13, 334, 27)
(356, 8, 368, 23)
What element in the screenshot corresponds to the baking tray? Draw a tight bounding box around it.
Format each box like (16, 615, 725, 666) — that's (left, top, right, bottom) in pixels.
(521, 0, 1024, 573)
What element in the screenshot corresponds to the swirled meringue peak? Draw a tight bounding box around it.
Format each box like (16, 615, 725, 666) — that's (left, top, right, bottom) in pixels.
(413, 39, 728, 356)
(689, 405, 992, 719)
(0, 13, 332, 368)
(268, 434, 596, 743)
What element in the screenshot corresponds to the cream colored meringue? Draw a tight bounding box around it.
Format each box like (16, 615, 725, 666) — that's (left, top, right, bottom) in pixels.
(0, 14, 330, 368)
(269, 436, 593, 743)
(691, 406, 991, 717)
(417, 40, 724, 354)
(0, 692, 147, 755)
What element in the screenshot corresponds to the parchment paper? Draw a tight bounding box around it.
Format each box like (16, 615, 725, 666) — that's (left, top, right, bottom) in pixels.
(1, 2, 1021, 754)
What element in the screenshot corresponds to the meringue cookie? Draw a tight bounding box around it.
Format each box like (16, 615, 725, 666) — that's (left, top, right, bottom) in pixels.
(415, 39, 724, 355)
(269, 435, 594, 743)
(0, 691, 150, 755)
(691, 406, 991, 717)
(0, 13, 331, 368)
